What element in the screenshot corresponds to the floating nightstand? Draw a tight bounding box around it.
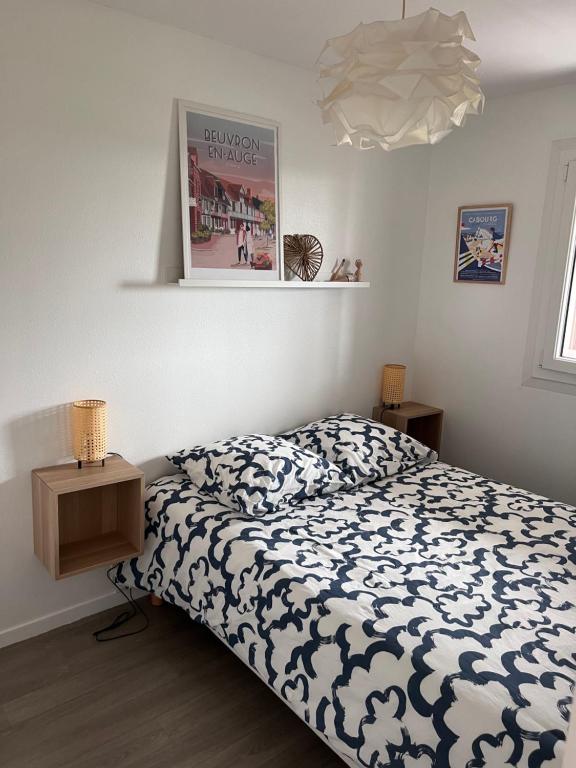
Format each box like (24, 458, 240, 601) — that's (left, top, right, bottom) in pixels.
(31, 456, 144, 579)
(372, 401, 444, 455)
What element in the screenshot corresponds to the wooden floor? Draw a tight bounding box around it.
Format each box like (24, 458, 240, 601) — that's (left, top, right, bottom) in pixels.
(0, 600, 344, 768)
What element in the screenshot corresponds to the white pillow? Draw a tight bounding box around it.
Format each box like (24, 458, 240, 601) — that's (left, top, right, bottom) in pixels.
(281, 413, 436, 487)
(167, 433, 346, 516)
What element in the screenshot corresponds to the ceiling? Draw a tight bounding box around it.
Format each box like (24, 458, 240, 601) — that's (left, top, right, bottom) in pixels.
(89, 0, 576, 96)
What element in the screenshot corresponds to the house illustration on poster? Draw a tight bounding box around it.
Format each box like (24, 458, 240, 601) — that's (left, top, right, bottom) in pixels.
(187, 146, 266, 237)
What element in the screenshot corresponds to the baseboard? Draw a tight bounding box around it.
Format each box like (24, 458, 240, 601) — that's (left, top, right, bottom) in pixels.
(0, 591, 127, 649)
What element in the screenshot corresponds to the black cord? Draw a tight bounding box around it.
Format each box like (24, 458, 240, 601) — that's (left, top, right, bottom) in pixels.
(93, 566, 149, 642)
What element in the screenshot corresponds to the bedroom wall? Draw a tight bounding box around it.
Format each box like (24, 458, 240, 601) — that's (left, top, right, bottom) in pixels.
(0, 0, 431, 644)
(412, 83, 576, 506)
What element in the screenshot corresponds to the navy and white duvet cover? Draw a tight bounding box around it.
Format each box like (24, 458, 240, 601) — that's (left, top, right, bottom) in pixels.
(116, 462, 576, 768)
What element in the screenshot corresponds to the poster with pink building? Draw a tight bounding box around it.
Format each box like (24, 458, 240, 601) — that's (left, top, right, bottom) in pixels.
(178, 100, 280, 281)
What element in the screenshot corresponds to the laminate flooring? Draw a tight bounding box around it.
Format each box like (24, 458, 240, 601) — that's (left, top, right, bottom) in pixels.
(0, 599, 345, 768)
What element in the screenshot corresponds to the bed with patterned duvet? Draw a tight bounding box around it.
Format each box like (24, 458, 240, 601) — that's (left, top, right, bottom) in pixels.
(116, 414, 576, 768)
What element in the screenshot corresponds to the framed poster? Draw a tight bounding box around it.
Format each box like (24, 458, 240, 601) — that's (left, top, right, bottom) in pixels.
(454, 204, 513, 284)
(178, 100, 281, 281)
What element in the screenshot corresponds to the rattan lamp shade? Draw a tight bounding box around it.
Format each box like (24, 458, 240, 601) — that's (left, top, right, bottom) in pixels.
(72, 400, 107, 464)
(381, 364, 406, 406)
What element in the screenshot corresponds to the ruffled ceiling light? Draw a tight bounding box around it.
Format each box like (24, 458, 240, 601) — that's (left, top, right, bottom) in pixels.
(317, 1, 484, 150)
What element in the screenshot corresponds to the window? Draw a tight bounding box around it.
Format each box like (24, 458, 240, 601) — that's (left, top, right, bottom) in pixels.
(541, 154, 576, 372)
(528, 139, 576, 390)
(561, 248, 576, 360)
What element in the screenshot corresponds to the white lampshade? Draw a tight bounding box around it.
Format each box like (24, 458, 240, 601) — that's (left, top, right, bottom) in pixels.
(317, 8, 484, 151)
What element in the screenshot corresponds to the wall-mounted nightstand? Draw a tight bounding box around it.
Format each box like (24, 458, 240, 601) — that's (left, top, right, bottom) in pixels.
(372, 401, 444, 454)
(32, 456, 144, 579)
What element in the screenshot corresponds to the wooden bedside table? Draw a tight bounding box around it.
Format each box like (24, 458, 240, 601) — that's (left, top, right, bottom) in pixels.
(372, 401, 444, 454)
(32, 456, 144, 579)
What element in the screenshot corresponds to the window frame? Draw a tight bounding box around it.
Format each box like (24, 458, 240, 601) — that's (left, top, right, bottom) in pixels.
(525, 139, 576, 392)
(559, 232, 576, 362)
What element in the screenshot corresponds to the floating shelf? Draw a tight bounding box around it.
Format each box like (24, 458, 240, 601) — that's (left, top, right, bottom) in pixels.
(178, 279, 370, 289)
(31, 457, 144, 580)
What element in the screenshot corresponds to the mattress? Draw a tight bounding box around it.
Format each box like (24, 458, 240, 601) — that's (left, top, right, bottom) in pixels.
(116, 461, 576, 767)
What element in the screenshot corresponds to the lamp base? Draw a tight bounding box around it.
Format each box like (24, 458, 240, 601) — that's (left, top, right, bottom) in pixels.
(382, 403, 401, 410)
(77, 458, 106, 469)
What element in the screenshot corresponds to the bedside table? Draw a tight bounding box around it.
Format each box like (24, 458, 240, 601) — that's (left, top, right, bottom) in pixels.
(32, 456, 144, 579)
(372, 401, 443, 454)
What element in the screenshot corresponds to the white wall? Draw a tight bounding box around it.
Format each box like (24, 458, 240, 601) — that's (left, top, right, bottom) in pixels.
(413, 83, 576, 506)
(0, 0, 430, 643)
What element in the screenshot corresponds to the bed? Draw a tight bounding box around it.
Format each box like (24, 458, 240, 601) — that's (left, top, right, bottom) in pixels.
(116, 419, 576, 768)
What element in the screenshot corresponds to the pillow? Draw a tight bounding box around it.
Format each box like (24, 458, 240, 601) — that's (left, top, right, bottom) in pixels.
(167, 434, 346, 517)
(280, 413, 436, 487)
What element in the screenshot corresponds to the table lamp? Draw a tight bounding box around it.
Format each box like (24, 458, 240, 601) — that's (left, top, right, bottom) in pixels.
(381, 364, 406, 409)
(72, 400, 107, 468)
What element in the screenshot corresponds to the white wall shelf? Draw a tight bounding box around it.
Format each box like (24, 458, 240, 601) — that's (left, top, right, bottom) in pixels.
(178, 279, 370, 289)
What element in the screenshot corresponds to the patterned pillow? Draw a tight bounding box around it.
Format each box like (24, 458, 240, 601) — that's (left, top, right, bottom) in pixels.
(280, 413, 436, 487)
(167, 434, 346, 517)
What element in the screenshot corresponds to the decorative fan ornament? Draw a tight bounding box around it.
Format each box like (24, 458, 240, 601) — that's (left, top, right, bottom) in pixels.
(317, 3, 484, 151)
(283, 234, 324, 281)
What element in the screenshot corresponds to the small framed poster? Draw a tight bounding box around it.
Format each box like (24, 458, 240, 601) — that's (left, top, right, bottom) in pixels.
(178, 100, 281, 281)
(454, 204, 513, 284)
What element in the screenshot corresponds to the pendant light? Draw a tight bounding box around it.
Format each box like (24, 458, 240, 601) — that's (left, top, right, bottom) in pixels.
(317, 1, 484, 150)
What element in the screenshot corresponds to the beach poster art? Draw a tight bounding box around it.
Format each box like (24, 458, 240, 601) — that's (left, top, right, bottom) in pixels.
(178, 101, 280, 281)
(454, 205, 513, 284)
